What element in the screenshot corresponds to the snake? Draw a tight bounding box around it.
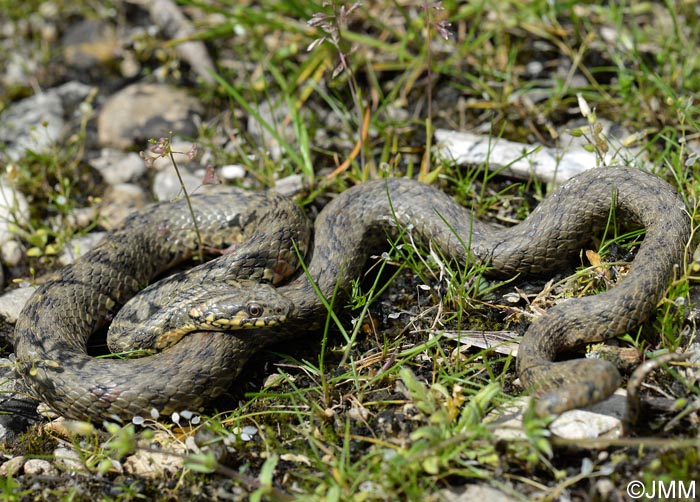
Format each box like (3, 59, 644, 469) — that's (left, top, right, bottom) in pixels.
(13, 166, 690, 421)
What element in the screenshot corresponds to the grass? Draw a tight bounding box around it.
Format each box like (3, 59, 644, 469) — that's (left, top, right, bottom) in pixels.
(1, 0, 700, 500)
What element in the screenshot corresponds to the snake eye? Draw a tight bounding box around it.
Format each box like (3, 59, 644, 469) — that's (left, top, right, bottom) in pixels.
(246, 302, 263, 318)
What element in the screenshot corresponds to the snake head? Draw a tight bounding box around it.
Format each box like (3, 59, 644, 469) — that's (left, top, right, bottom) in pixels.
(187, 281, 294, 330)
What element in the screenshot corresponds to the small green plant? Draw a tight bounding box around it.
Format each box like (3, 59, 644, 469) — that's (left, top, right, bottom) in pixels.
(0, 475, 32, 501)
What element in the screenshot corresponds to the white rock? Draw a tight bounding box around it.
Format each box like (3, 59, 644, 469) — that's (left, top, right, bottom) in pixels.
(123, 431, 186, 478)
(123, 449, 184, 478)
(550, 390, 625, 440)
(0, 286, 36, 324)
(487, 391, 625, 441)
(274, 174, 304, 197)
(438, 484, 519, 502)
(0, 181, 30, 247)
(219, 164, 246, 180)
(1, 240, 24, 266)
(23, 458, 58, 476)
(434, 126, 646, 185)
(486, 398, 529, 441)
(0, 94, 62, 161)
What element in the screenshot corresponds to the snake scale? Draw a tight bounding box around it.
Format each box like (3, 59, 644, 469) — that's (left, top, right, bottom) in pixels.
(14, 166, 690, 421)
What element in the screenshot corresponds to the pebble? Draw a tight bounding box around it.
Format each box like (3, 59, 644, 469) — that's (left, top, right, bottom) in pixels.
(0, 93, 62, 162)
(123, 449, 184, 479)
(66, 206, 100, 230)
(0, 181, 29, 268)
(550, 390, 625, 439)
(550, 409, 623, 440)
(53, 447, 86, 472)
(1, 241, 24, 268)
(219, 164, 246, 181)
(0, 455, 25, 477)
(97, 83, 203, 150)
(141, 0, 216, 84)
(23, 458, 57, 477)
(274, 173, 305, 197)
(3, 51, 39, 90)
(89, 149, 147, 185)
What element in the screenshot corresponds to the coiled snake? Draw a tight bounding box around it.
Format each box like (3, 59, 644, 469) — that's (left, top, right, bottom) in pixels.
(14, 166, 690, 421)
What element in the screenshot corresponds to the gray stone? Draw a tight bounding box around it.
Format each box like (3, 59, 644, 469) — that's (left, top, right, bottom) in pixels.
(550, 390, 625, 439)
(274, 174, 305, 197)
(140, 0, 216, 84)
(53, 447, 86, 472)
(0, 81, 93, 161)
(3, 51, 39, 90)
(89, 149, 147, 185)
(0, 93, 62, 161)
(123, 430, 185, 478)
(487, 392, 625, 442)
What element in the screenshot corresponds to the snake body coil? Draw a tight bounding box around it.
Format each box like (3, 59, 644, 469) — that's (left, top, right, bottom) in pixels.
(14, 166, 690, 420)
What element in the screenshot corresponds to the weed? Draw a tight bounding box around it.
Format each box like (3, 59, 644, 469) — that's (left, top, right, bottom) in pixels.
(140, 134, 203, 260)
(308, 2, 366, 175)
(0, 475, 31, 501)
